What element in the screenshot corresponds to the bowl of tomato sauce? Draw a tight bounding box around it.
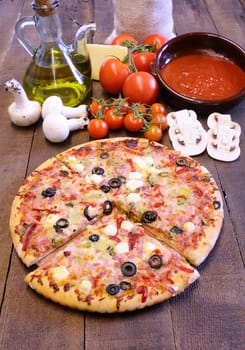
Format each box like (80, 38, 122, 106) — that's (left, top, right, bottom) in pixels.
(151, 32, 245, 114)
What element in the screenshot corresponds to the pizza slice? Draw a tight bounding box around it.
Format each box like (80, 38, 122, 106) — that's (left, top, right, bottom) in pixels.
(10, 157, 111, 266)
(24, 208, 199, 313)
(112, 151, 224, 266)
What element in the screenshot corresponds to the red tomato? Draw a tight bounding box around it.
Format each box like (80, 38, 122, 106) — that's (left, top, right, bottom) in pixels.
(123, 112, 144, 132)
(150, 112, 168, 131)
(143, 34, 168, 53)
(87, 119, 109, 139)
(133, 52, 156, 73)
(122, 72, 159, 105)
(89, 100, 103, 117)
(144, 125, 163, 142)
(111, 33, 137, 46)
(104, 108, 124, 130)
(111, 97, 130, 114)
(151, 102, 167, 116)
(99, 58, 130, 95)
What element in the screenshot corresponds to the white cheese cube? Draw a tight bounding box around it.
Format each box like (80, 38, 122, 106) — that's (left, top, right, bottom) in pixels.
(127, 193, 141, 203)
(79, 280, 92, 294)
(115, 242, 129, 254)
(50, 266, 69, 281)
(120, 220, 134, 232)
(126, 180, 143, 192)
(103, 224, 118, 236)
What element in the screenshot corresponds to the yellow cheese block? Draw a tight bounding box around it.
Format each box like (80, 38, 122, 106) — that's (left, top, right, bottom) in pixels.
(77, 43, 128, 80)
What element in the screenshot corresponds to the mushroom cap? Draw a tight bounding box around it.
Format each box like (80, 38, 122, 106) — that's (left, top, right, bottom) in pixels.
(42, 112, 70, 142)
(8, 101, 41, 126)
(42, 96, 63, 119)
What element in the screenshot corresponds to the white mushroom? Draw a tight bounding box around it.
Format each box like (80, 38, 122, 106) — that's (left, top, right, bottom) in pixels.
(41, 96, 89, 143)
(42, 96, 88, 119)
(166, 109, 207, 156)
(4, 79, 41, 126)
(207, 112, 241, 162)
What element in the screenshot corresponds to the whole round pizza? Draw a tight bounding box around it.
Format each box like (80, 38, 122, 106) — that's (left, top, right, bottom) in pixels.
(10, 137, 223, 313)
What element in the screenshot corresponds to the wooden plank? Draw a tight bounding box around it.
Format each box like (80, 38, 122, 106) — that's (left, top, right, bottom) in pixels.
(171, 272, 245, 350)
(85, 303, 175, 350)
(214, 103, 245, 263)
(0, 255, 85, 350)
(204, 0, 245, 48)
(172, 0, 216, 35)
(59, 0, 94, 44)
(93, 0, 114, 43)
(0, 0, 35, 307)
(0, 0, 24, 70)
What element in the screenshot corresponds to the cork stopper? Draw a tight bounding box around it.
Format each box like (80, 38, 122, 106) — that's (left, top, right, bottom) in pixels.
(32, 0, 59, 16)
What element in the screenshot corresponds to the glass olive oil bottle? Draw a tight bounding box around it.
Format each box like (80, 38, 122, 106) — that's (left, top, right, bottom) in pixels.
(15, 0, 96, 106)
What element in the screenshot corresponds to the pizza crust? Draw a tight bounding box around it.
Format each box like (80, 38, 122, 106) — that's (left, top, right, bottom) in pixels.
(25, 265, 199, 313)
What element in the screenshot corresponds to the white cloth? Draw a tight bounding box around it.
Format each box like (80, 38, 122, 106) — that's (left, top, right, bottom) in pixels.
(105, 0, 175, 44)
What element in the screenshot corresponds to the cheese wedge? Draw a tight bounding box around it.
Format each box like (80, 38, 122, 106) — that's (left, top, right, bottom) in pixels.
(77, 43, 128, 80)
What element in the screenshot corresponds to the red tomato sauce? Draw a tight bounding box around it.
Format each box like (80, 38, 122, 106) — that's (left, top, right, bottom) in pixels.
(161, 53, 245, 100)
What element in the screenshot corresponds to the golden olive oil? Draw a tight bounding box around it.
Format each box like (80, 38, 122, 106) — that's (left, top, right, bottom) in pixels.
(23, 50, 92, 106)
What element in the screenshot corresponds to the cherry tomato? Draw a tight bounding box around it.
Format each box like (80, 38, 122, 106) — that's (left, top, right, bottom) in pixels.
(151, 102, 167, 116)
(144, 125, 163, 141)
(122, 72, 159, 105)
(111, 33, 137, 46)
(150, 112, 168, 131)
(134, 103, 147, 114)
(99, 58, 130, 95)
(89, 100, 103, 117)
(123, 112, 144, 132)
(133, 52, 156, 73)
(143, 34, 168, 53)
(104, 108, 125, 130)
(111, 97, 130, 114)
(87, 119, 109, 139)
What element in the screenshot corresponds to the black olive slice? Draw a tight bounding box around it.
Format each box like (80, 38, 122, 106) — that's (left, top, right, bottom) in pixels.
(84, 206, 96, 221)
(213, 200, 221, 209)
(92, 167, 104, 175)
(121, 261, 137, 277)
(175, 157, 189, 167)
(89, 234, 100, 242)
(103, 200, 113, 215)
(119, 281, 132, 290)
(170, 225, 183, 234)
(148, 254, 163, 269)
(100, 152, 110, 159)
(100, 184, 111, 193)
(42, 187, 56, 198)
(54, 218, 69, 232)
(127, 139, 138, 148)
(108, 177, 121, 189)
(106, 284, 120, 295)
(60, 170, 69, 176)
(118, 176, 126, 184)
(141, 211, 157, 223)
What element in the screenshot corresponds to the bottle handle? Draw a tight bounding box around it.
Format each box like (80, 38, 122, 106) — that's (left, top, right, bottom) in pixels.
(73, 22, 96, 51)
(15, 16, 36, 56)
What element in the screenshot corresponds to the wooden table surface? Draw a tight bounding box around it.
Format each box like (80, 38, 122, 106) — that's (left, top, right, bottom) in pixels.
(0, 1, 244, 349)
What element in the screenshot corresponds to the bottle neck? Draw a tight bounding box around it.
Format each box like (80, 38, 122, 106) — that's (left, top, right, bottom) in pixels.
(34, 12, 63, 44)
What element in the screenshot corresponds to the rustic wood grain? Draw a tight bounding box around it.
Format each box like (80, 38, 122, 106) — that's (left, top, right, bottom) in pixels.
(204, 0, 245, 47)
(0, 1, 244, 349)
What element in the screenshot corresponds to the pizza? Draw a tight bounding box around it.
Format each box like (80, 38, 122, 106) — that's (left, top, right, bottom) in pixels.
(10, 137, 223, 313)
